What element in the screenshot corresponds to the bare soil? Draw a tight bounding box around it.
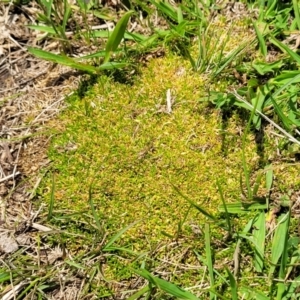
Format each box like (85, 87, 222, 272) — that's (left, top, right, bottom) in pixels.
(0, 1, 81, 253)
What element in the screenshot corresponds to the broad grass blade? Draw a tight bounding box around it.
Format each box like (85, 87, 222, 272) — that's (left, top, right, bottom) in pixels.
(251, 87, 266, 130)
(292, 0, 300, 30)
(28, 48, 100, 73)
(94, 30, 151, 45)
(0, 271, 10, 283)
(253, 21, 267, 57)
(104, 10, 134, 63)
(62, 1, 71, 33)
(28, 48, 127, 72)
(177, 6, 183, 24)
(252, 60, 284, 75)
(271, 71, 300, 85)
(98, 62, 128, 70)
(39, 0, 53, 18)
(226, 268, 238, 300)
(234, 218, 254, 277)
(27, 25, 56, 34)
(276, 210, 291, 300)
(269, 212, 290, 278)
(253, 212, 266, 272)
(132, 268, 200, 300)
(269, 89, 292, 130)
(219, 201, 267, 214)
(269, 36, 300, 65)
(237, 233, 264, 261)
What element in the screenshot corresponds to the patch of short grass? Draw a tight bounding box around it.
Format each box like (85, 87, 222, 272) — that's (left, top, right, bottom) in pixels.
(27, 30, 300, 300)
(33, 29, 300, 299)
(41, 53, 259, 252)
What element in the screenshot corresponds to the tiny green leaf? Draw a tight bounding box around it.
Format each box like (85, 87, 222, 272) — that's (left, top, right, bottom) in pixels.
(104, 10, 134, 63)
(132, 268, 200, 300)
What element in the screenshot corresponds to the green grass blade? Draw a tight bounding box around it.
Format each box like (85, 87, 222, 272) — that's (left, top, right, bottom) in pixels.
(252, 170, 263, 197)
(177, 6, 183, 24)
(271, 71, 300, 86)
(28, 48, 99, 73)
(233, 218, 255, 277)
(285, 249, 300, 280)
(47, 173, 55, 221)
(213, 39, 252, 77)
(269, 35, 300, 65)
(292, 0, 300, 30)
(226, 268, 238, 300)
(0, 271, 11, 283)
(240, 286, 269, 300)
(269, 212, 290, 278)
(104, 10, 134, 63)
(268, 87, 292, 130)
(267, 72, 300, 129)
(94, 30, 150, 42)
(253, 21, 267, 57)
(237, 233, 264, 261)
(265, 164, 273, 209)
(102, 246, 138, 256)
(219, 201, 267, 214)
(252, 60, 284, 75)
(172, 185, 216, 221)
(265, 165, 273, 192)
(98, 62, 128, 70)
(214, 24, 232, 70)
(216, 180, 231, 233)
(62, 0, 71, 33)
(205, 223, 216, 300)
(27, 24, 56, 34)
(241, 82, 261, 199)
(149, 0, 178, 22)
(28, 48, 127, 72)
(65, 260, 85, 269)
(103, 221, 138, 251)
(276, 210, 291, 300)
(88, 185, 102, 232)
(138, 34, 160, 48)
(39, 0, 53, 19)
(253, 212, 266, 272)
(78, 50, 107, 59)
(251, 86, 266, 130)
(92, 10, 115, 20)
(132, 268, 200, 300)
(194, 250, 229, 284)
(127, 285, 150, 300)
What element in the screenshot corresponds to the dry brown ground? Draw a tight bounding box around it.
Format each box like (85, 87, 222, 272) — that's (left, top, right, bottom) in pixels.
(0, 1, 84, 255)
(0, 0, 181, 250)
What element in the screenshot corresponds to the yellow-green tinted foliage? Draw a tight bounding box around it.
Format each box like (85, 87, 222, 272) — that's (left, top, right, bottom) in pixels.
(45, 55, 261, 248)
